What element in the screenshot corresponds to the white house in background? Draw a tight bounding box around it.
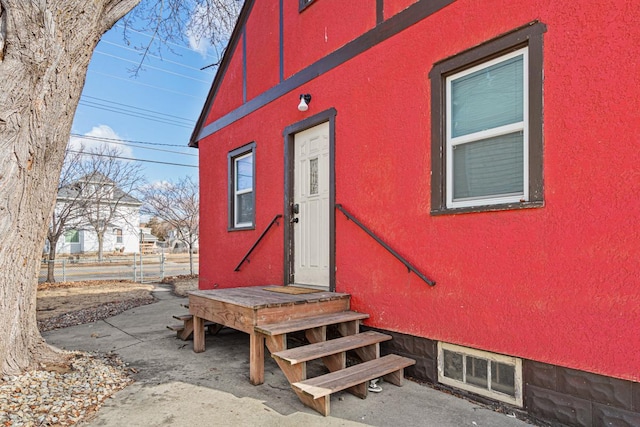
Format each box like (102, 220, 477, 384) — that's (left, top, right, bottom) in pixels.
(166, 227, 199, 253)
(45, 175, 142, 255)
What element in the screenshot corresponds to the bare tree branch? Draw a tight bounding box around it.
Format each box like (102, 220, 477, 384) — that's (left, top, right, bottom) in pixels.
(140, 176, 199, 274)
(122, 0, 242, 74)
(73, 145, 145, 262)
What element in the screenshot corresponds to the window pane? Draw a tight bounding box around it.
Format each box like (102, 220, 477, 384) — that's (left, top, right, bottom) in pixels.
(65, 230, 79, 243)
(236, 192, 254, 225)
(309, 158, 319, 195)
(466, 357, 488, 388)
(451, 55, 523, 138)
(443, 350, 463, 381)
(235, 154, 253, 192)
(491, 361, 516, 396)
(453, 131, 524, 200)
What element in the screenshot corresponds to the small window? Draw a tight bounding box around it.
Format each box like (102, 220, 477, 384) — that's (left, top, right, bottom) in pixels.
(228, 143, 256, 230)
(438, 342, 523, 407)
(65, 230, 80, 244)
(114, 228, 123, 244)
(430, 22, 545, 215)
(299, 0, 315, 12)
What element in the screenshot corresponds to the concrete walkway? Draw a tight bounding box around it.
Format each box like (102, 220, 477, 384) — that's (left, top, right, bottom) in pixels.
(43, 285, 534, 427)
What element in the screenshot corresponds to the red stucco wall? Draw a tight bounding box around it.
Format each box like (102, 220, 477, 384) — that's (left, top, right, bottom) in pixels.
(245, 0, 280, 100)
(197, 0, 640, 382)
(204, 35, 245, 124)
(283, 0, 376, 78)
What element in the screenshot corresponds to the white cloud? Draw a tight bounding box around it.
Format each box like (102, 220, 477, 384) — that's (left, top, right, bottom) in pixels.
(69, 125, 133, 157)
(187, 33, 212, 58)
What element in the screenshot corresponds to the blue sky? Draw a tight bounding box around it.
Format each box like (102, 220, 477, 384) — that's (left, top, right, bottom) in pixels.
(70, 20, 220, 185)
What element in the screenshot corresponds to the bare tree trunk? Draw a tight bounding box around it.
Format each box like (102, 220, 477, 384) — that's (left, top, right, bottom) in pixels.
(46, 237, 57, 283)
(97, 232, 104, 262)
(189, 245, 194, 276)
(0, 0, 140, 375)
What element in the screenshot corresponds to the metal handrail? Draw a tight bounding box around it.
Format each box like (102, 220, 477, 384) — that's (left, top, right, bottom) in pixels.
(335, 204, 435, 286)
(234, 214, 283, 271)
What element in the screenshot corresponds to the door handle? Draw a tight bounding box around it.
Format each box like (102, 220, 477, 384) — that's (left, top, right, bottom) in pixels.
(290, 217, 299, 224)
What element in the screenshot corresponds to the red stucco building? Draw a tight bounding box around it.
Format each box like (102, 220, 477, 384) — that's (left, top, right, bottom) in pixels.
(191, 1, 640, 424)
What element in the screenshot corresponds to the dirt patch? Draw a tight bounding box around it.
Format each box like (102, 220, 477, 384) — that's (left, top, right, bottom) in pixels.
(37, 280, 155, 320)
(36, 280, 156, 332)
(160, 274, 198, 297)
(36, 277, 199, 332)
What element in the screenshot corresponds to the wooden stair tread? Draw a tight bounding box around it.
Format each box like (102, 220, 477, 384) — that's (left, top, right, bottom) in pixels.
(167, 320, 216, 331)
(292, 354, 415, 399)
(255, 311, 369, 336)
(272, 331, 391, 364)
(173, 314, 193, 321)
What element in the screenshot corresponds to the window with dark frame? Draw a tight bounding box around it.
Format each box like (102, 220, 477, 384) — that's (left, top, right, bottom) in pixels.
(228, 142, 256, 230)
(299, 0, 315, 12)
(114, 228, 123, 244)
(429, 22, 545, 215)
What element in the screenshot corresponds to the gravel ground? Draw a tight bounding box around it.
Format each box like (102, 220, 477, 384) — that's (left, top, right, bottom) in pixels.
(0, 351, 134, 427)
(1, 297, 157, 426)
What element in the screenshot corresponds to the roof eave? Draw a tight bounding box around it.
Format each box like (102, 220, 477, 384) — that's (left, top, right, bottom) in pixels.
(189, 0, 256, 149)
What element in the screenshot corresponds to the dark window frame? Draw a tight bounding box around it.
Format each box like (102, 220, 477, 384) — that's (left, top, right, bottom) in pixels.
(228, 142, 256, 231)
(299, 0, 315, 12)
(114, 228, 123, 244)
(429, 22, 546, 215)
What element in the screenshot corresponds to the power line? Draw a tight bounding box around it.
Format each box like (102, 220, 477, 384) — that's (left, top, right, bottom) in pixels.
(78, 100, 193, 129)
(93, 51, 211, 84)
(98, 40, 215, 75)
(81, 95, 195, 124)
(113, 24, 219, 60)
(67, 150, 198, 168)
(88, 70, 202, 99)
(71, 134, 198, 157)
(70, 133, 192, 148)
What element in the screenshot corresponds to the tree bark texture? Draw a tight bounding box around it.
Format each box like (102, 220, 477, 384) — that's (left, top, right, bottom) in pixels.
(0, 0, 140, 375)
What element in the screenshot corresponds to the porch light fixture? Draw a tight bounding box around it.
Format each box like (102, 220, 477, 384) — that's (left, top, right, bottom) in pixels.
(298, 94, 312, 111)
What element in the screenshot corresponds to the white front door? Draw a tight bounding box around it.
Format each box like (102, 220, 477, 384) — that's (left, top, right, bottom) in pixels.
(293, 122, 330, 287)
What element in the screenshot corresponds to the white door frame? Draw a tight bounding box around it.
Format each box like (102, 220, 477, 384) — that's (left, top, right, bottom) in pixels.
(283, 108, 336, 291)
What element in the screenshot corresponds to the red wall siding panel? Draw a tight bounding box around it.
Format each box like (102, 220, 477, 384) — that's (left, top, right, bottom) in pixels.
(283, 0, 377, 78)
(205, 36, 245, 124)
(384, 0, 418, 19)
(245, 0, 280, 100)
(198, 0, 640, 382)
(198, 112, 289, 289)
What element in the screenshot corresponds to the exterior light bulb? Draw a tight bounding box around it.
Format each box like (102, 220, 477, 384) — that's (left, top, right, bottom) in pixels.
(298, 94, 311, 112)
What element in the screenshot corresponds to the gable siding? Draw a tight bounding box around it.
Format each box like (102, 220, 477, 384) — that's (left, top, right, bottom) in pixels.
(245, 0, 281, 100)
(384, 0, 419, 19)
(283, 0, 377, 79)
(204, 34, 246, 126)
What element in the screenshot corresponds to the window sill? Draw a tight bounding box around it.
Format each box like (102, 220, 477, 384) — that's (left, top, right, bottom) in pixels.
(228, 226, 256, 232)
(430, 200, 544, 216)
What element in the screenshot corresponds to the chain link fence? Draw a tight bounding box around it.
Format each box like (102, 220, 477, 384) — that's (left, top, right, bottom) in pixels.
(39, 252, 198, 283)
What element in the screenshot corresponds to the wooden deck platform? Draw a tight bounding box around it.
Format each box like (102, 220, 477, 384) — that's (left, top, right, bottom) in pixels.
(188, 286, 351, 385)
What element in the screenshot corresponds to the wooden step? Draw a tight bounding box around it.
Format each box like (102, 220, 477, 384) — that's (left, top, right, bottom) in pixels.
(291, 354, 415, 416)
(255, 311, 369, 336)
(168, 314, 221, 340)
(272, 331, 391, 365)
